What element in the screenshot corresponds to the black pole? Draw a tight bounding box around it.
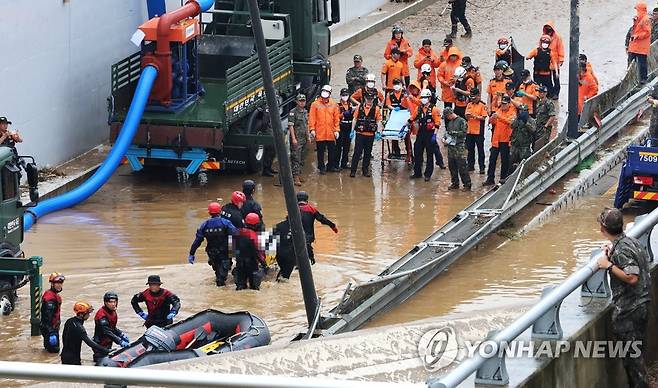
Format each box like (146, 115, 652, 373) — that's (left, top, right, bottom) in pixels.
(567, 0, 580, 138)
(247, 0, 319, 327)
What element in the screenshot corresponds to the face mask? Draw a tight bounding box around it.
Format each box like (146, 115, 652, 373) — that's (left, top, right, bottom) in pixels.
(420, 98, 429, 105)
(366, 82, 375, 89)
(499, 44, 507, 50)
(541, 43, 549, 49)
(393, 84, 402, 91)
(321, 91, 330, 98)
(341, 95, 349, 101)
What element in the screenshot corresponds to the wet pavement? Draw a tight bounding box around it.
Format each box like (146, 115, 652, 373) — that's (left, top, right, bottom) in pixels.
(0, 0, 642, 385)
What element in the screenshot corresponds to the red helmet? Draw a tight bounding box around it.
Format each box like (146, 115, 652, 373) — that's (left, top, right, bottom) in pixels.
(208, 202, 221, 215)
(540, 34, 552, 43)
(231, 191, 246, 205)
(497, 37, 509, 45)
(245, 213, 260, 226)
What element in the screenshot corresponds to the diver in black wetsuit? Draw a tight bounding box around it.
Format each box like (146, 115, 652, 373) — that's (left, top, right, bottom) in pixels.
(61, 301, 108, 365)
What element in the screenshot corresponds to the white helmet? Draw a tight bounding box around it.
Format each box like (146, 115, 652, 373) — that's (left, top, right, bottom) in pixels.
(321, 85, 332, 93)
(365, 73, 377, 82)
(453, 66, 467, 79)
(421, 63, 432, 73)
(420, 89, 432, 98)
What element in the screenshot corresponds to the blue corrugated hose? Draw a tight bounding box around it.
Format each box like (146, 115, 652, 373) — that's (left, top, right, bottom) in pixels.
(23, 66, 158, 231)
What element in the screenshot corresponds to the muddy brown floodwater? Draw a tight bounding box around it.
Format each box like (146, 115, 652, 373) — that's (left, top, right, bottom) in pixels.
(0, 0, 639, 385)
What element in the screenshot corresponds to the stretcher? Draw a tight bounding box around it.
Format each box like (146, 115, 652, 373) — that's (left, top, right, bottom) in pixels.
(381, 108, 412, 169)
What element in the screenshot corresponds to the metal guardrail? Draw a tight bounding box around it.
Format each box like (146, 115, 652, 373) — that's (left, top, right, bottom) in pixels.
(428, 206, 658, 388)
(0, 360, 420, 388)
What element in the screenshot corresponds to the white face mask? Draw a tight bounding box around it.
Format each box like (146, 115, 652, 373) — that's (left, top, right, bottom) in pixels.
(499, 44, 507, 50)
(366, 82, 375, 89)
(393, 84, 402, 91)
(541, 43, 549, 49)
(340, 95, 349, 101)
(321, 91, 330, 98)
(420, 98, 429, 105)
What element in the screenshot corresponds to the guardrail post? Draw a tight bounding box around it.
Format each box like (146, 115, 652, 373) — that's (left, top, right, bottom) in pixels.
(581, 249, 611, 298)
(474, 330, 509, 386)
(531, 286, 563, 340)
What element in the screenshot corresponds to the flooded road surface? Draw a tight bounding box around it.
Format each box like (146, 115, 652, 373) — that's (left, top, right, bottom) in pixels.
(0, 0, 638, 382)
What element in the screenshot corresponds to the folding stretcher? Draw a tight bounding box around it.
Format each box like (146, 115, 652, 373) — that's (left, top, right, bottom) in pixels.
(381, 108, 412, 169)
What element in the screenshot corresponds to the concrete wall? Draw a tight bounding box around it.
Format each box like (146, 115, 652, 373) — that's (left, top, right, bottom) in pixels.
(334, 0, 389, 25)
(0, 1, 147, 166)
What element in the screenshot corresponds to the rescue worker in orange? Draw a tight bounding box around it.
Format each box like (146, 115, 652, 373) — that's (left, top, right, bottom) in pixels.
(350, 91, 383, 177)
(438, 37, 462, 65)
(465, 88, 487, 174)
(486, 61, 511, 136)
(579, 54, 599, 87)
(461, 56, 482, 92)
(384, 26, 413, 85)
(351, 73, 385, 106)
(409, 89, 442, 181)
(438, 48, 462, 108)
(451, 66, 474, 119)
(309, 85, 341, 174)
(484, 95, 517, 186)
(628, 1, 652, 83)
(495, 37, 513, 66)
(385, 78, 407, 157)
(527, 35, 555, 96)
(414, 39, 441, 87)
(578, 62, 599, 116)
(381, 48, 406, 94)
(402, 80, 422, 164)
(516, 69, 539, 117)
(540, 22, 565, 99)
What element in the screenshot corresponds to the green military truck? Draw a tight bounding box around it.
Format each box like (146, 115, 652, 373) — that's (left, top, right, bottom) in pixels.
(108, 0, 339, 182)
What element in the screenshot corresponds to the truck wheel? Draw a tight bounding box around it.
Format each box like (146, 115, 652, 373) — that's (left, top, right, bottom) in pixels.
(0, 280, 14, 316)
(197, 170, 209, 186)
(247, 145, 264, 173)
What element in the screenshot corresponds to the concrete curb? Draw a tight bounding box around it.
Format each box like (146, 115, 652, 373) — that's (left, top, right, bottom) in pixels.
(38, 164, 100, 201)
(330, 0, 441, 54)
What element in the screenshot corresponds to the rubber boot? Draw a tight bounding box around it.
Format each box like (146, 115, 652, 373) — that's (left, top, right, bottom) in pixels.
(293, 175, 302, 186)
(447, 24, 457, 39)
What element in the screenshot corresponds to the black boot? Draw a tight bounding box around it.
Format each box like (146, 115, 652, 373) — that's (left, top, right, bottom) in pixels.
(447, 24, 457, 39)
(461, 22, 472, 38)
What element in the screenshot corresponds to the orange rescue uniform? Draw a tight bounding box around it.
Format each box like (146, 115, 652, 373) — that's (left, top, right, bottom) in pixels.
(351, 88, 385, 105)
(308, 98, 340, 141)
(628, 2, 652, 55)
(486, 77, 510, 111)
(518, 82, 539, 114)
(578, 72, 599, 114)
(491, 105, 517, 147)
(437, 47, 462, 103)
(352, 104, 383, 137)
(381, 59, 405, 89)
(542, 21, 565, 69)
(384, 38, 414, 77)
(466, 101, 488, 135)
(413, 47, 441, 86)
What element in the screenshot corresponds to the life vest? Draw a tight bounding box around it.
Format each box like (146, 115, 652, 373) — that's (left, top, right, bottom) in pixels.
(141, 289, 173, 316)
(339, 103, 353, 125)
(203, 221, 229, 254)
(388, 92, 404, 108)
(94, 307, 118, 347)
(454, 78, 469, 103)
(533, 48, 552, 74)
(416, 105, 435, 131)
(42, 289, 62, 329)
(356, 88, 381, 106)
(356, 104, 378, 133)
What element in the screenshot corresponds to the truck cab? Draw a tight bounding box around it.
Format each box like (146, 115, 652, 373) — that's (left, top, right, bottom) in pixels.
(108, 0, 339, 182)
(614, 138, 658, 208)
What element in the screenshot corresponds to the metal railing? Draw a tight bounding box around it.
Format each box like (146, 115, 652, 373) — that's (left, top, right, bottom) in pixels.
(427, 206, 658, 388)
(0, 360, 421, 388)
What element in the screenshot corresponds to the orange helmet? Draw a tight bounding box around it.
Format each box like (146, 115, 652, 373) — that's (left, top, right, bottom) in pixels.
(48, 273, 65, 283)
(540, 35, 552, 43)
(73, 301, 93, 315)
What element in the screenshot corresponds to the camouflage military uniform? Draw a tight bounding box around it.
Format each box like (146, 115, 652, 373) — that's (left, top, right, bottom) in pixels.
(510, 116, 536, 166)
(534, 98, 555, 151)
(445, 116, 471, 188)
(346, 66, 370, 94)
(288, 106, 309, 176)
(609, 234, 651, 388)
(652, 19, 658, 43)
(650, 85, 658, 138)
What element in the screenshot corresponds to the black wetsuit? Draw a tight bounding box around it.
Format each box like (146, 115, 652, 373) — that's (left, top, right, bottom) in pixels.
(61, 316, 107, 365)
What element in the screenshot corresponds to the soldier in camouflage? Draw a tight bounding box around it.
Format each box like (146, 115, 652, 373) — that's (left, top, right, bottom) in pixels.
(444, 107, 471, 191)
(287, 94, 309, 187)
(533, 85, 556, 151)
(652, 6, 658, 44)
(346, 55, 370, 94)
(597, 208, 651, 388)
(648, 85, 658, 139)
(510, 104, 536, 171)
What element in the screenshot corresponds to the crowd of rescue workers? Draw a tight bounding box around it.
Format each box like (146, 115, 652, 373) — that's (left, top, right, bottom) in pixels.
(6, 0, 658, 370)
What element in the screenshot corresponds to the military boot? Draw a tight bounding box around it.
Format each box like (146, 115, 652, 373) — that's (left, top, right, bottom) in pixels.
(447, 24, 458, 39)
